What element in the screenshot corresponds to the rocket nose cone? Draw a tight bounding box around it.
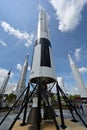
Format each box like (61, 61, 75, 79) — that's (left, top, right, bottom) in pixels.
(68, 54, 75, 64)
(68, 54, 71, 61)
(68, 54, 72, 60)
(35, 10, 50, 41)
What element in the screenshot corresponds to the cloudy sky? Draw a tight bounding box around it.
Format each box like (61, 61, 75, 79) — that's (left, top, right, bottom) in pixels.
(0, 0, 87, 95)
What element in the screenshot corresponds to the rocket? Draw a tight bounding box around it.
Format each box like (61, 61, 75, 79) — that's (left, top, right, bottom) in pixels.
(0, 70, 11, 94)
(68, 54, 87, 98)
(16, 54, 29, 98)
(30, 10, 56, 84)
(27, 10, 57, 125)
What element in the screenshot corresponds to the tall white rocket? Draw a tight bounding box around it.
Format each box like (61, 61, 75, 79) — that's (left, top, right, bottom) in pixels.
(16, 54, 29, 98)
(27, 10, 57, 124)
(30, 10, 56, 84)
(0, 70, 11, 94)
(68, 54, 87, 98)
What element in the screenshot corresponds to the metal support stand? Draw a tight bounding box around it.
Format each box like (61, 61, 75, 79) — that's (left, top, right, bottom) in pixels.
(56, 83, 66, 129)
(8, 83, 37, 130)
(1, 80, 87, 130)
(0, 86, 28, 126)
(58, 85, 78, 122)
(20, 83, 30, 126)
(37, 79, 42, 130)
(58, 85, 87, 128)
(44, 92, 60, 130)
(27, 80, 60, 130)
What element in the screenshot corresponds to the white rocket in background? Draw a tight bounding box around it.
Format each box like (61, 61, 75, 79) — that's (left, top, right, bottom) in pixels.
(0, 70, 11, 94)
(68, 54, 87, 98)
(30, 10, 56, 84)
(16, 54, 29, 98)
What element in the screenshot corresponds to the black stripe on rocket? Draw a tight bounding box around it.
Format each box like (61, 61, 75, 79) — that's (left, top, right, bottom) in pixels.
(35, 38, 51, 67)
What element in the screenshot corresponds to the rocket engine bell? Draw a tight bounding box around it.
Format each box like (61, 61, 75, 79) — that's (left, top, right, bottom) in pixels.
(30, 10, 57, 84)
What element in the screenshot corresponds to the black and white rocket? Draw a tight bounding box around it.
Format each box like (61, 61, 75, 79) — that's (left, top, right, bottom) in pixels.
(0, 70, 11, 94)
(27, 10, 57, 125)
(16, 54, 29, 98)
(68, 54, 87, 98)
(30, 10, 57, 84)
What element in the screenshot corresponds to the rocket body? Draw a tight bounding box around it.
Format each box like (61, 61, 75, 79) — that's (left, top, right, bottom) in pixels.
(30, 10, 56, 84)
(27, 11, 57, 125)
(16, 54, 29, 98)
(0, 70, 11, 94)
(68, 54, 87, 98)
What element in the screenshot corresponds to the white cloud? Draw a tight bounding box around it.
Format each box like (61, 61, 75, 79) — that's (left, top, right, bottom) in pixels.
(57, 77, 65, 88)
(0, 40, 7, 47)
(51, 79, 80, 95)
(79, 67, 87, 73)
(74, 48, 81, 61)
(1, 21, 34, 47)
(25, 33, 34, 47)
(71, 87, 80, 95)
(66, 85, 80, 95)
(16, 64, 22, 71)
(0, 68, 8, 80)
(57, 77, 67, 94)
(49, 0, 87, 32)
(5, 83, 17, 94)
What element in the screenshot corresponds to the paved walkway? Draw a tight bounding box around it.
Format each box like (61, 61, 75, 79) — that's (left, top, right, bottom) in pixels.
(12, 118, 87, 130)
(0, 108, 87, 130)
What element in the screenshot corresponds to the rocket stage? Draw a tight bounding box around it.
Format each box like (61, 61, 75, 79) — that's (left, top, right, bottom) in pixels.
(12, 117, 86, 130)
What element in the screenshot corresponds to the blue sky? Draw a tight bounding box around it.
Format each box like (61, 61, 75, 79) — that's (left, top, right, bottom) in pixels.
(0, 0, 87, 95)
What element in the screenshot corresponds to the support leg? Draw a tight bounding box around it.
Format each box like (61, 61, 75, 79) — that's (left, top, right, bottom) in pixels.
(56, 83, 66, 129)
(0, 86, 27, 125)
(58, 85, 87, 128)
(8, 85, 37, 130)
(20, 83, 30, 126)
(59, 87, 78, 122)
(37, 79, 42, 130)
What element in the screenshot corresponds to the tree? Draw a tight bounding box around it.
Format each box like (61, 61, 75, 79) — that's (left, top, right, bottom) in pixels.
(68, 94, 81, 101)
(6, 93, 17, 103)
